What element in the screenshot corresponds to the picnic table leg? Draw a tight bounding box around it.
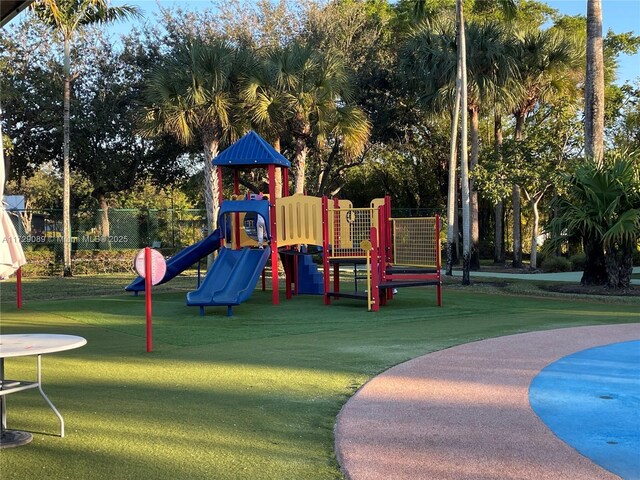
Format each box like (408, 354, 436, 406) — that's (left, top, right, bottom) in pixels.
(36, 355, 65, 437)
(0, 359, 34, 448)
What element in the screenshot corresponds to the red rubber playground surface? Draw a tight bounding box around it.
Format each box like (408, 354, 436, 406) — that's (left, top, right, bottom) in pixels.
(335, 323, 640, 480)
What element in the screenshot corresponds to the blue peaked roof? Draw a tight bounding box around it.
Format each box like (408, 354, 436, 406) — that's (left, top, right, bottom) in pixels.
(213, 131, 291, 168)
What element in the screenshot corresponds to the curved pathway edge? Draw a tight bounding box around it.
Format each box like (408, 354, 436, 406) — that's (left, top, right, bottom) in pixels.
(335, 323, 640, 480)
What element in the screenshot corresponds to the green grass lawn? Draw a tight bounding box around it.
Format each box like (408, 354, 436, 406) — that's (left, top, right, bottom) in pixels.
(0, 274, 638, 480)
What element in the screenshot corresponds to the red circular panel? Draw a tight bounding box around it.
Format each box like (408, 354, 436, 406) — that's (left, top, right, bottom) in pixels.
(135, 248, 167, 286)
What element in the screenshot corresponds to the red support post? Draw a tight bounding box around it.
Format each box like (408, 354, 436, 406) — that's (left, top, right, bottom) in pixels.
(233, 212, 240, 250)
(145, 247, 152, 353)
(233, 170, 240, 247)
(385, 199, 393, 300)
(370, 227, 379, 312)
(268, 164, 279, 305)
(16, 267, 22, 309)
(332, 197, 340, 299)
(333, 197, 340, 248)
(385, 195, 392, 264)
(322, 196, 331, 305)
(377, 205, 390, 302)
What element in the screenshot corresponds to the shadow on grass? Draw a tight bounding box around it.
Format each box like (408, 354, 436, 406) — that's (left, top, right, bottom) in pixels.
(1, 277, 639, 479)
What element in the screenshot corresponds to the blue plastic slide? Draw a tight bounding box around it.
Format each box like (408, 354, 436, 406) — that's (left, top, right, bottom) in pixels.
(125, 229, 223, 292)
(186, 247, 271, 313)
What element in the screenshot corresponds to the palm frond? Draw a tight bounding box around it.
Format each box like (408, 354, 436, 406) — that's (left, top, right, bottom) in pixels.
(603, 209, 640, 247)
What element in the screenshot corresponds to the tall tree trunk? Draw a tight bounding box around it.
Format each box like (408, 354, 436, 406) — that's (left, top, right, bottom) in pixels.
(494, 202, 504, 263)
(294, 123, 310, 195)
(524, 191, 540, 270)
(271, 137, 285, 275)
(202, 135, 220, 268)
(604, 241, 634, 289)
(512, 111, 524, 268)
(446, 58, 462, 276)
(458, 0, 471, 286)
(512, 186, 522, 267)
(582, 237, 607, 285)
(62, 37, 72, 276)
(317, 140, 341, 195)
(494, 113, 504, 264)
(294, 144, 308, 195)
(98, 192, 111, 250)
(469, 105, 480, 271)
(585, 0, 605, 166)
(453, 184, 460, 264)
(552, 190, 562, 256)
(273, 137, 283, 199)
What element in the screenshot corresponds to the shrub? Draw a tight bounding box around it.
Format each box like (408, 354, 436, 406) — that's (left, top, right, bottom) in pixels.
(21, 250, 57, 277)
(541, 256, 572, 273)
(71, 250, 139, 275)
(569, 253, 586, 271)
(22, 248, 140, 277)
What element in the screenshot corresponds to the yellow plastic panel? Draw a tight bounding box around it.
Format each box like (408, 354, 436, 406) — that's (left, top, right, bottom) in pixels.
(370, 197, 386, 228)
(275, 194, 323, 247)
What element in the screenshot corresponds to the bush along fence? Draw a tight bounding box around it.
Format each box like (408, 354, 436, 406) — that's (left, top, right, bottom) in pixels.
(7, 208, 208, 276)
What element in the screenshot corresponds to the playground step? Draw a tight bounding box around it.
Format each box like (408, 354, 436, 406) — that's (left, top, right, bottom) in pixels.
(379, 281, 440, 288)
(326, 291, 368, 300)
(386, 266, 438, 274)
(297, 253, 323, 295)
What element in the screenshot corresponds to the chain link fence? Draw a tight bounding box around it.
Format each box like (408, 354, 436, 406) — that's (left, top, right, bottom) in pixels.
(8, 207, 440, 252)
(8, 208, 208, 254)
(5, 205, 444, 276)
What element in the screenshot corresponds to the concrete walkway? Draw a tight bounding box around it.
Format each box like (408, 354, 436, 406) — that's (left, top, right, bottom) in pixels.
(335, 324, 640, 480)
(448, 266, 640, 284)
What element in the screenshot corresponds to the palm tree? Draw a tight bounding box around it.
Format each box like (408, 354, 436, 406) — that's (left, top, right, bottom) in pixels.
(509, 28, 577, 268)
(585, 0, 605, 166)
(400, 17, 459, 275)
(142, 39, 252, 239)
(401, 17, 513, 275)
(464, 21, 514, 270)
(546, 154, 639, 288)
(243, 44, 369, 198)
(268, 42, 367, 195)
(409, 0, 516, 282)
(457, 0, 471, 285)
(243, 47, 295, 198)
(33, 0, 138, 276)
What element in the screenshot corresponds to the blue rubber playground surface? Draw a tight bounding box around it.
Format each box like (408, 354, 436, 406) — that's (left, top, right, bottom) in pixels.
(530, 340, 640, 480)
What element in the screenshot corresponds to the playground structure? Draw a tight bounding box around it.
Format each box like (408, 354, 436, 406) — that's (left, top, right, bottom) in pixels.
(275, 194, 441, 311)
(126, 131, 441, 314)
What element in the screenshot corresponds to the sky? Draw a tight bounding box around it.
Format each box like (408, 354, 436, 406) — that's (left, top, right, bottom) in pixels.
(545, 0, 640, 83)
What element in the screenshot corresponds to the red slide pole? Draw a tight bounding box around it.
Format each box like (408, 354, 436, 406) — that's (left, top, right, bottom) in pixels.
(16, 266, 22, 309)
(145, 247, 152, 352)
